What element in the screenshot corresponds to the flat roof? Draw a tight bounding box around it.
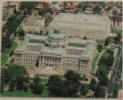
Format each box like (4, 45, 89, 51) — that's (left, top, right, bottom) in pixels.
(49, 13, 110, 31)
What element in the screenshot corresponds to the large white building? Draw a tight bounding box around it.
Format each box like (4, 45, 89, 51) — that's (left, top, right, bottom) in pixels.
(49, 13, 110, 40)
(13, 30, 96, 74)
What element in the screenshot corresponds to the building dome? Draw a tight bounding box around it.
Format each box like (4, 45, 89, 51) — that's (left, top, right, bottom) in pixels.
(48, 29, 65, 39)
(48, 29, 66, 48)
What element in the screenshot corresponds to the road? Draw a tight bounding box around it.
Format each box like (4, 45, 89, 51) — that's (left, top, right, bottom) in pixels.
(106, 43, 122, 97)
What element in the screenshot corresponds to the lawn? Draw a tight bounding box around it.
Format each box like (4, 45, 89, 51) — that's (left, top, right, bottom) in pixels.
(1, 87, 49, 97)
(3, 41, 18, 55)
(92, 54, 100, 73)
(1, 54, 9, 65)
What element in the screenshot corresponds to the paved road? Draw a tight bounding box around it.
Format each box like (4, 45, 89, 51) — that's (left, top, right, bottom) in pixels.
(107, 43, 122, 97)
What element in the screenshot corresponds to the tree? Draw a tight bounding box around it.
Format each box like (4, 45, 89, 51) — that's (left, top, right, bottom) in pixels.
(64, 70, 82, 97)
(94, 84, 105, 98)
(0, 75, 5, 93)
(93, 5, 101, 14)
(2, 35, 12, 52)
(97, 45, 104, 52)
(47, 75, 67, 97)
(105, 37, 114, 45)
(114, 34, 121, 44)
(112, 83, 120, 98)
(90, 78, 97, 91)
(16, 27, 25, 39)
(16, 76, 29, 90)
(20, 2, 37, 11)
(96, 65, 108, 86)
(99, 50, 114, 66)
(31, 74, 44, 94)
(77, 2, 90, 12)
(9, 80, 15, 92)
(4, 14, 24, 34)
(45, 15, 53, 26)
(80, 84, 89, 95)
(1, 65, 29, 91)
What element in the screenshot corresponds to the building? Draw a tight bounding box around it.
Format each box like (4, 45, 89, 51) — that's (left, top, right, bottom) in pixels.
(13, 30, 96, 75)
(48, 13, 110, 40)
(19, 16, 45, 33)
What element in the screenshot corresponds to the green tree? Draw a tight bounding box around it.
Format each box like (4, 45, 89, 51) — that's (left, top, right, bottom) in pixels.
(45, 15, 53, 26)
(77, 2, 90, 12)
(4, 14, 24, 34)
(1, 65, 29, 91)
(105, 37, 114, 45)
(93, 5, 101, 14)
(31, 74, 44, 94)
(80, 84, 89, 95)
(112, 83, 120, 98)
(114, 34, 121, 44)
(94, 84, 105, 98)
(99, 50, 114, 66)
(96, 65, 108, 86)
(20, 2, 37, 11)
(16, 27, 25, 39)
(9, 80, 15, 92)
(2, 35, 12, 52)
(90, 78, 97, 91)
(64, 70, 82, 97)
(47, 75, 67, 97)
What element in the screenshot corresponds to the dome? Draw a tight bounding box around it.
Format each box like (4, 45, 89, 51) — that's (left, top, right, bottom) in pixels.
(48, 29, 66, 39)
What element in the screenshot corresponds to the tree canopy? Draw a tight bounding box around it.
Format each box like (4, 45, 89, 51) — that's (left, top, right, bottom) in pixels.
(47, 75, 67, 97)
(64, 70, 82, 97)
(31, 74, 44, 94)
(1, 65, 29, 91)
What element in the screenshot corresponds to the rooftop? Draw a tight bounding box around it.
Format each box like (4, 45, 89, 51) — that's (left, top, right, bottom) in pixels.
(21, 16, 45, 28)
(15, 32, 96, 58)
(49, 13, 110, 31)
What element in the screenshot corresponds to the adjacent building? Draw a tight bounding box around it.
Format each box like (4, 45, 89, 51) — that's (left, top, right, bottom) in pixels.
(13, 30, 96, 74)
(49, 13, 110, 40)
(20, 16, 45, 33)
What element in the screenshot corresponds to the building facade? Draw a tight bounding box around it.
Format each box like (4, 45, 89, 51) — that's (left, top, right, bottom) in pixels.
(13, 30, 96, 74)
(48, 13, 110, 40)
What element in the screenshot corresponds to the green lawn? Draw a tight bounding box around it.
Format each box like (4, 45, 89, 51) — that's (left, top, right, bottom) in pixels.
(1, 87, 49, 97)
(3, 41, 18, 55)
(92, 54, 99, 73)
(1, 54, 9, 65)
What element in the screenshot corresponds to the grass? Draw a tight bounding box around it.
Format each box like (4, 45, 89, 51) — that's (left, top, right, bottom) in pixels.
(3, 41, 18, 55)
(1, 87, 49, 97)
(1, 54, 9, 65)
(92, 54, 100, 73)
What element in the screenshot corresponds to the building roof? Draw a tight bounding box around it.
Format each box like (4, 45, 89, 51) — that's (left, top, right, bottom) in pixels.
(48, 30, 65, 39)
(21, 16, 45, 28)
(15, 32, 96, 58)
(49, 13, 110, 31)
